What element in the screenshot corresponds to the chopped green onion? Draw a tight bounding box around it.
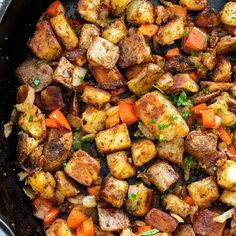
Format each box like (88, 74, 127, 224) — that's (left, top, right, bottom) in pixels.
(28, 115, 34, 122)
(141, 229, 160, 236)
(169, 114, 178, 122)
(129, 193, 137, 201)
(31, 78, 40, 88)
(158, 122, 170, 130)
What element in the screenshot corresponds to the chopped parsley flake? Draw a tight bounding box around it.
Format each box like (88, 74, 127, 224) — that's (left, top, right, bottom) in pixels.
(213, 165, 218, 171)
(150, 119, 156, 124)
(63, 162, 67, 168)
(184, 156, 196, 169)
(176, 92, 189, 106)
(158, 134, 165, 142)
(141, 229, 160, 236)
(203, 88, 209, 94)
(200, 52, 209, 58)
(129, 193, 137, 201)
(169, 114, 178, 122)
(182, 110, 190, 119)
(183, 31, 189, 37)
(158, 122, 170, 130)
(168, 188, 173, 193)
(28, 115, 34, 123)
(31, 78, 40, 88)
(105, 220, 110, 227)
(36, 60, 46, 65)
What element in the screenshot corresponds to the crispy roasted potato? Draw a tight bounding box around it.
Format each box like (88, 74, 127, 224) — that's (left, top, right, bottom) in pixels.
(63, 48, 87, 67)
(125, 183, 153, 216)
(120, 228, 136, 236)
(99, 176, 129, 208)
(64, 150, 100, 186)
(46, 219, 72, 236)
(164, 194, 198, 219)
(145, 208, 178, 233)
(77, 0, 100, 23)
(79, 24, 100, 50)
(200, 81, 234, 93)
(155, 5, 171, 25)
(16, 84, 35, 109)
(95, 124, 131, 154)
(87, 37, 119, 69)
(18, 105, 46, 140)
(195, 7, 219, 28)
(50, 14, 78, 50)
(42, 128, 73, 172)
(155, 73, 174, 91)
(155, 18, 184, 45)
(127, 63, 163, 95)
(107, 151, 136, 179)
(217, 160, 236, 191)
(174, 224, 195, 236)
(211, 57, 232, 82)
(81, 86, 111, 107)
(220, 2, 236, 26)
(27, 171, 56, 199)
(134, 91, 189, 141)
(98, 202, 130, 232)
(156, 138, 184, 166)
(16, 132, 39, 166)
(147, 161, 179, 192)
(81, 106, 106, 134)
(185, 131, 217, 159)
(179, 0, 208, 11)
(90, 65, 125, 90)
(111, 0, 131, 15)
(118, 32, 151, 68)
(201, 49, 217, 70)
(216, 36, 236, 54)
(102, 19, 128, 44)
(55, 171, 80, 198)
(28, 21, 62, 61)
(193, 209, 225, 236)
(187, 176, 219, 208)
(131, 138, 156, 167)
(220, 190, 236, 207)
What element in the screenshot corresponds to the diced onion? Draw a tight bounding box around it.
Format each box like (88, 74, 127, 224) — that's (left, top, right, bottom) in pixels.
(72, 67, 87, 87)
(54, 190, 65, 204)
(213, 208, 235, 223)
(23, 186, 36, 199)
(170, 213, 185, 223)
(4, 122, 13, 138)
(82, 195, 97, 208)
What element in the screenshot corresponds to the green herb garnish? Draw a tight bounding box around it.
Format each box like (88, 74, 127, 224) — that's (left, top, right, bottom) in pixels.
(169, 114, 178, 122)
(158, 134, 165, 142)
(168, 188, 173, 193)
(36, 60, 46, 65)
(184, 156, 196, 169)
(158, 122, 170, 130)
(105, 220, 110, 227)
(203, 88, 209, 94)
(129, 193, 137, 201)
(150, 119, 156, 124)
(141, 229, 160, 236)
(28, 115, 34, 123)
(183, 31, 189, 37)
(31, 78, 40, 88)
(73, 139, 81, 151)
(200, 52, 209, 58)
(63, 162, 67, 168)
(213, 165, 218, 171)
(176, 92, 189, 106)
(182, 110, 190, 119)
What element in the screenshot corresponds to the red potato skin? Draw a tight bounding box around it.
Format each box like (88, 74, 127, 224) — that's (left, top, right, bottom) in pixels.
(145, 208, 178, 233)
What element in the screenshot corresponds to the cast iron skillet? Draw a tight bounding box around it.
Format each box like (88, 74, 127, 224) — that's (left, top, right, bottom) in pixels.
(0, 0, 226, 235)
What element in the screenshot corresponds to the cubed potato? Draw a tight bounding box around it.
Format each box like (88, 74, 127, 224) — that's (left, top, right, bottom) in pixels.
(55, 171, 80, 198)
(155, 18, 184, 45)
(27, 171, 56, 199)
(187, 176, 219, 208)
(90, 65, 125, 90)
(99, 176, 128, 208)
(147, 161, 179, 193)
(145, 208, 178, 233)
(107, 151, 136, 179)
(134, 91, 189, 141)
(174, 224, 195, 236)
(185, 131, 217, 159)
(64, 150, 100, 186)
(81, 86, 111, 107)
(220, 2, 236, 26)
(50, 14, 78, 50)
(28, 21, 62, 61)
(98, 203, 130, 232)
(156, 138, 185, 165)
(195, 7, 219, 28)
(46, 219, 72, 236)
(18, 105, 46, 140)
(118, 33, 151, 68)
(95, 124, 131, 154)
(79, 24, 100, 50)
(155, 5, 171, 25)
(131, 138, 156, 167)
(102, 19, 128, 44)
(193, 209, 225, 236)
(216, 36, 236, 54)
(126, 0, 155, 25)
(81, 106, 106, 134)
(211, 57, 232, 82)
(164, 194, 198, 219)
(127, 63, 163, 95)
(120, 228, 136, 236)
(217, 160, 236, 191)
(220, 190, 236, 207)
(111, 0, 132, 15)
(200, 81, 234, 93)
(87, 37, 119, 69)
(77, 0, 100, 23)
(180, 0, 208, 11)
(125, 183, 153, 216)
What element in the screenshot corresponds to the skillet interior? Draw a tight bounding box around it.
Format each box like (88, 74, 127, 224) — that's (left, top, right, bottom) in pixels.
(0, 0, 227, 235)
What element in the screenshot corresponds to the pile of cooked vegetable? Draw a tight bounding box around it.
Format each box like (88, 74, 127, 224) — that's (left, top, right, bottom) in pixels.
(4, 0, 236, 235)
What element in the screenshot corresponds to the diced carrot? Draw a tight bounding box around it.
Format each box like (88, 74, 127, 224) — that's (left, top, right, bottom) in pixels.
(191, 103, 208, 114)
(202, 109, 215, 128)
(49, 109, 71, 131)
(183, 27, 207, 51)
(118, 101, 138, 125)
(138, 225, 152, 233)
(168, 5, 187, 20)
(138, 24, 159, 37)
(183, 196, 195, 206)
(165, 48, 180, 59)
(76, 226, 84, 236)
(218, 126, 232, 145)
(44, 208, 59, 225)
(228, 145, 236, 158)
(87, 185, 101, 198)
(45, 118, 61, 129)
(81, 218, 94, 236)
(106, 112, 120, 129)
(67, 207, 88, 229)
(47, 1, 63, 17)
(32, 197, 53, 209)
(110, 86, 126, 97)
(189, 72, 198, 81)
